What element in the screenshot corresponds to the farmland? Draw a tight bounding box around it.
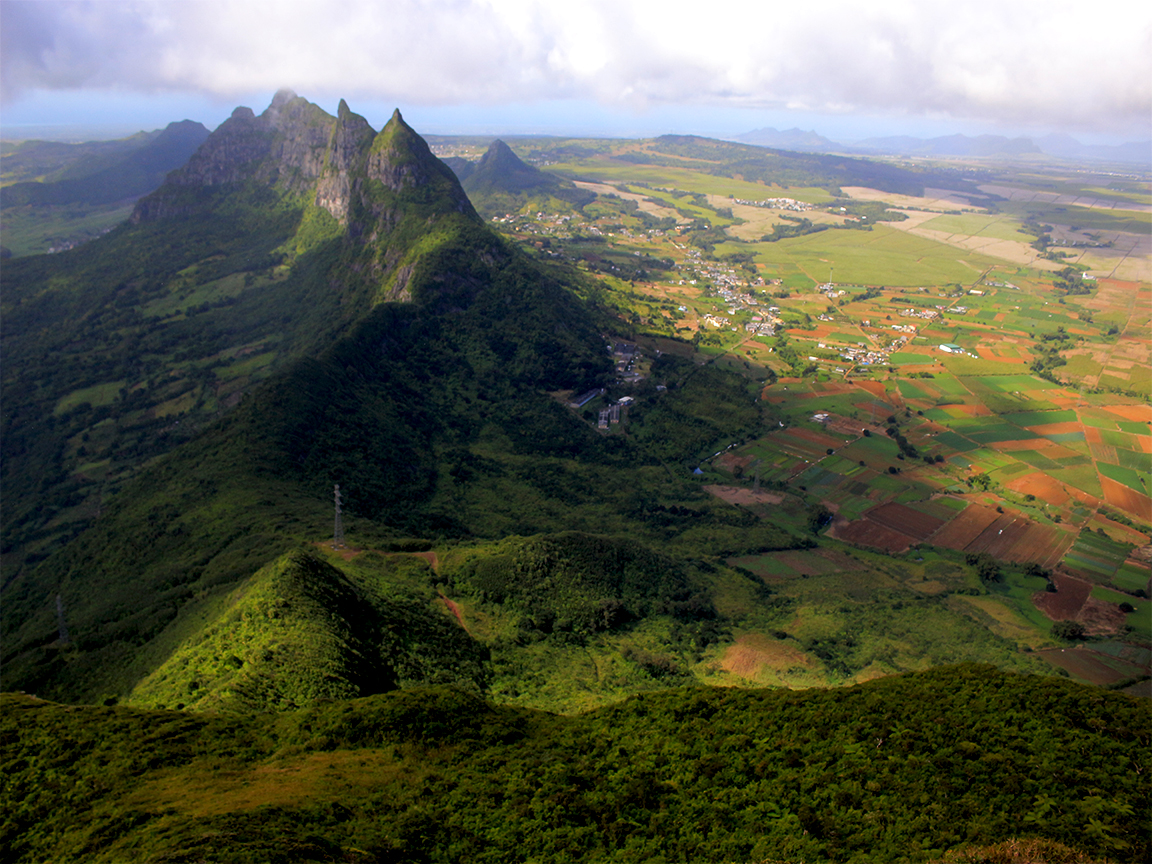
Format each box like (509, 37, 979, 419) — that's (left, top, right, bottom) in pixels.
(431, 134, 1151, 688)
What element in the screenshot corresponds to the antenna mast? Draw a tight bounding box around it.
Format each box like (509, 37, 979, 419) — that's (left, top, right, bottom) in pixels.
(333, 484, 345, 550)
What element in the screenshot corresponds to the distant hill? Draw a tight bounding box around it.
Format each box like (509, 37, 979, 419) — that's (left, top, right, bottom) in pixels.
(1, 120, 209, 207)
(0, 120, 210, 256)
(729, 126, 843, 152)
(454, 139, 594, 216)
(732, 126, 1151, 166)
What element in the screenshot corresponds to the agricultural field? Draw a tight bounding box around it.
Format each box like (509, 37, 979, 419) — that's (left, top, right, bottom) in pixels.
(445, 135, 1150, 685)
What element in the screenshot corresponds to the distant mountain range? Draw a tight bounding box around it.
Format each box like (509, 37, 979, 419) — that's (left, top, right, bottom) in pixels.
(0, 120, 210, 207)
(732, 127, 1151, 165)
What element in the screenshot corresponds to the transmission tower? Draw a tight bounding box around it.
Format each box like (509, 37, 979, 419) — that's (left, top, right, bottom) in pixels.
(333, 484, 345, 550)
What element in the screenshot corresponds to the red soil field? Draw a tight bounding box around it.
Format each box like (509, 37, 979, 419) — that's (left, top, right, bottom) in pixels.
(1033, 573, 1092, 620)
(865, 502, 945, 541)
(854, 381, 889, 399)
(828, 517, 917, 553)
(704, 484, 785, 507)
(944, 403, 992, 416)
(1099, 475, 1152, 521)
(927, 503, 1001, 549)
(1028, 421, 1084, 436)
(786, 426, 844, 450)
(1135, 437, 1152, 454)
(1083, 427, 1104, 446)
(1007, 472, 1070, 507)
(1103, 403, 1152, 423)
(716, 453, 754, 472)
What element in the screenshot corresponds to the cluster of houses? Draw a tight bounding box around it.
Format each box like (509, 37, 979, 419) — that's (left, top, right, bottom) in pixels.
(836, 344, 895, 366)
(733, 197, 812, 212)
(898, 307, 940, 321)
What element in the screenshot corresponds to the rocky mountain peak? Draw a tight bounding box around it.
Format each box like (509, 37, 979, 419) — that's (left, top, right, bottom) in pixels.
(133, 92, 476, 231)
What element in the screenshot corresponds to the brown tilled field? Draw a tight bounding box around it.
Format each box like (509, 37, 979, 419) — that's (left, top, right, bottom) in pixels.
(704, 484, 785, 507)
(1033, 573, 1093, 620)
(1007, 522, 1074, 568)
(829, 518, 917, 552)
(1028, 421, 1084, 436)
(786, 426, 845, 450)
(1099, 475, 1152, 521)
(966, 515, 1030, 558)
(865, 502, 945, 541)
(1036, 646, 1143, 686)
(1006, 471, 1071, 506)
(927, 503, 1001, 549)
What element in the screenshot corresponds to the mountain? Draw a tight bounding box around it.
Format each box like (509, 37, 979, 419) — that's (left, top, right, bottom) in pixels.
(731, 126, 845, 153)
(0, 120, 210, 208)
(1036, 132, 1152, 164)
(732, 126, 1151, 165)
(857, 133, 1042, 158)
(0, 120, 211, 256)
(453, 138, 595, 216)
(2, 90, 795, 708)
(2, 90, 1145, 863)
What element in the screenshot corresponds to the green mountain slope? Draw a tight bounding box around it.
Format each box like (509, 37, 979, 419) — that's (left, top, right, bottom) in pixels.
(4, 91, 806, 707)
(3, 665, 1147, 862)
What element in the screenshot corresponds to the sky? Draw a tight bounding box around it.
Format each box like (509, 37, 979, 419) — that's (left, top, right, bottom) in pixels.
(2, 0, 1150, 144)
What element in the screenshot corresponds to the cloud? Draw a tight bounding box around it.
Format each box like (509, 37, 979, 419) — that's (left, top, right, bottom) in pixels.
(3, 0, 1149, 136)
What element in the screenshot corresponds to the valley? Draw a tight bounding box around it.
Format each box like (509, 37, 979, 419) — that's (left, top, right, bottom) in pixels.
(1, 92, 1149, 862)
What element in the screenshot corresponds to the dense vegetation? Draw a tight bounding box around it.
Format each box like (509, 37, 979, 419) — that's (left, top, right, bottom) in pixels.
(3, 94, 1148, 863)
(1, 95, 811, 708)
(2, 665, 1147, 863)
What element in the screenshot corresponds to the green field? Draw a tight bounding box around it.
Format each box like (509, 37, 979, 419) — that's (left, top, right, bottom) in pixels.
(1098, 461, 1149, 494)
(742, 224, 1000, 287)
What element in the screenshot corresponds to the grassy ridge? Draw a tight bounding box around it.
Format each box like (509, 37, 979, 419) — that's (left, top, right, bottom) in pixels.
(2, 665, 1147, 862)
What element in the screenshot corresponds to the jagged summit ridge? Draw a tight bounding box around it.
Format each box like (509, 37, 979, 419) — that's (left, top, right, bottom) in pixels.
(133, 92, 476, 228)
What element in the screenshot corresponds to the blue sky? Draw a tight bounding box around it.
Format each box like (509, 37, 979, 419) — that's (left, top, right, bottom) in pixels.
(3, 0, 1149, 144)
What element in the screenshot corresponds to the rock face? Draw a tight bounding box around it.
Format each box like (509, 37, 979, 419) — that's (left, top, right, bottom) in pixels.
(132, 91, 475, 229)
(314, 99, 376, 225)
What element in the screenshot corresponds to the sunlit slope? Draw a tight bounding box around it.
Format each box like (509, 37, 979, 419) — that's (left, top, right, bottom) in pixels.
(3, 665, 1147, 863)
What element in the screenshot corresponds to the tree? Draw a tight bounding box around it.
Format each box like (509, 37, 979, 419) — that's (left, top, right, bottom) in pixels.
(806, 503, 832, 534)
(1052, 620, 1085, 641)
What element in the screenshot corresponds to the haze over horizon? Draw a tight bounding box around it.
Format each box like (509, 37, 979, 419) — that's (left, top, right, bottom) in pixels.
(2, 0, 1150, 146)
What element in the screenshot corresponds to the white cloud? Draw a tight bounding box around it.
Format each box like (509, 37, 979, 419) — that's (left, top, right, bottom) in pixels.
(2, 0, 1149, 136)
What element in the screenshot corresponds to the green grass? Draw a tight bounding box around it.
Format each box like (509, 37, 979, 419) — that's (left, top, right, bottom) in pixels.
(54, 380, 127, 414)
(1098, 461, 1148, 494)
(752, 223, 999, 287)
(1002, 409, 1077, 427)
(0, 202, 136, 256)
(1112, 561, 1151, 593)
